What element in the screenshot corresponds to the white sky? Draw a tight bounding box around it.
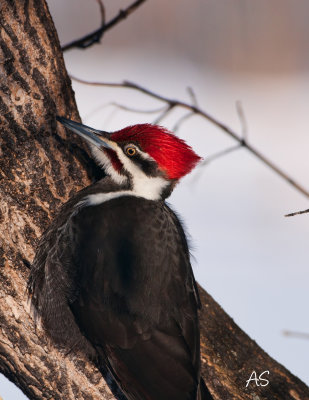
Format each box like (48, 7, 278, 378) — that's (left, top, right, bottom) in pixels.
(2, 1, 309, 398)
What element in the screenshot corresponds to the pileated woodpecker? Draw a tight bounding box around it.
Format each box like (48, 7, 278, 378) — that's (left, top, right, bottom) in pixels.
(28, 117, 213, 400)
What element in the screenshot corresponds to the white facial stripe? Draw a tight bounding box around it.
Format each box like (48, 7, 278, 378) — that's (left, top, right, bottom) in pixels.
(136, 147, 153, 161)
(114, 145, 169, 200)
(77, 180, 166, 209)
(90, 144, 126, 185)
(76, 157, 169, 210)
(83, 143, 169, 208)
(77, 191, 134, 208)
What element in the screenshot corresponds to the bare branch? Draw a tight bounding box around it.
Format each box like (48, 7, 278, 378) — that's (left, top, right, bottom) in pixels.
(187, 86, 199, 108)
(173, 111, 195, 132)
(96, 0, 106, 26)
(283, 330, 309, 340)
(152, 104, 175, 124)
(103, 107, 120, 127)
(189, 144, 243, 185)
(285, 208, 309, 217)
(236, 100, 248, 141)
(71, 75, 309, 198)
(83, 103, 166, 125)
(173, 87, 197, 131)
(62, 0, 147, 51)
(200, 144, 242, 167)
(111, 103, 167, 114)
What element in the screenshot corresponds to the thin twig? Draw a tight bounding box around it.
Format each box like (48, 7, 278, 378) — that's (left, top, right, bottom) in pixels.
(190, 144, 243, 185)
(285, 209, 309, 217)
(173, 112, 195, 132)
(283, 330, 309, 340)
(62, 0, 147, 51)
(70, 75, 309, 198)
(83, 102, 112, 122)
(200, 144, 242, 167)
(83, 102, 166, 122)
(101, 108, 119, 128)
(152, 105, 175, 125)
(111, 103, 167, 114)
(96, 0, 106, 26)
(236, 100, 248, 141)
(171, 90, 197, 138)
(187, 87, 198, 108)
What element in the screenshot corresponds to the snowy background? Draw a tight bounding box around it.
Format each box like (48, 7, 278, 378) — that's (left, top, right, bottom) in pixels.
(2, 0, 309, 398)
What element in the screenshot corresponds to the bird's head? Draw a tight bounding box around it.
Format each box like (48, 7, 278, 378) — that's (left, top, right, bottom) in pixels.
(57, 117, 201, 200)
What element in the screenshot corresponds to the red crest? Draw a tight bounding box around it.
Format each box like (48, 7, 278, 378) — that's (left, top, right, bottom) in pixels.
(111, 124, 201, 179)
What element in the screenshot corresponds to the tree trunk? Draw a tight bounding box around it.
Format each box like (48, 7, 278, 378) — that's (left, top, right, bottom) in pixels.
(0, 1, 308, 399)
(0, 1, 112, 399)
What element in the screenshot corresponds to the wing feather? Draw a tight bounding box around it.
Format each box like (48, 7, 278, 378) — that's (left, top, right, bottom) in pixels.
(70, 196, 203, 399)
(29, 179, 208, 400)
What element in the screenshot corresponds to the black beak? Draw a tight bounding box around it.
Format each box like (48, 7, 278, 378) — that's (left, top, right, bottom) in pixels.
(56, 116, 112, 149)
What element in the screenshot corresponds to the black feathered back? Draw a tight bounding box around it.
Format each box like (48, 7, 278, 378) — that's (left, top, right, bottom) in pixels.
(29, 177, 212, 400)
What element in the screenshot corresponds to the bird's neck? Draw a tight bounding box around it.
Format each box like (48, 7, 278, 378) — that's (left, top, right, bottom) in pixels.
(109, 173, 173, 201)
(76, 173, 176, 211)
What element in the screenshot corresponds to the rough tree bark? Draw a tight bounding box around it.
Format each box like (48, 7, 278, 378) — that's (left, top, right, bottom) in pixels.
(0, 1, 308, 400)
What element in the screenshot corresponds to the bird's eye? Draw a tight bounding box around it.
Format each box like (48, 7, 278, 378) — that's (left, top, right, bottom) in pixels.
(125, 146, 136, 157)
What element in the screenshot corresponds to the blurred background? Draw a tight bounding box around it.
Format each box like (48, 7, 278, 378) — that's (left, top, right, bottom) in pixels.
(2, 0, 309, 398)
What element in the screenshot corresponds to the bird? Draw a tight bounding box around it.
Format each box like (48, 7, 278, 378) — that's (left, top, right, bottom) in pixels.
(28, 117, 213, 400)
